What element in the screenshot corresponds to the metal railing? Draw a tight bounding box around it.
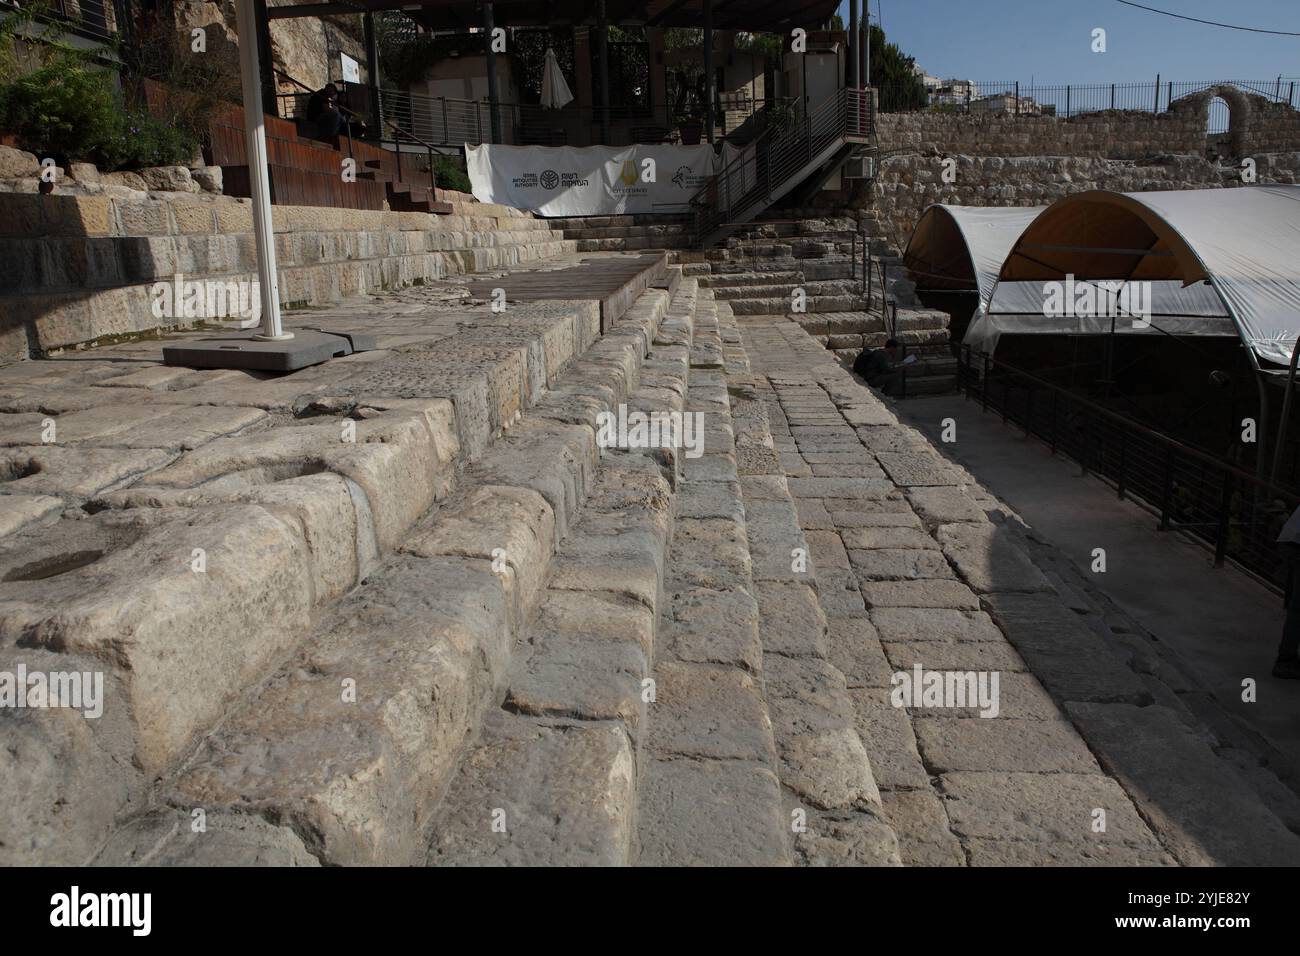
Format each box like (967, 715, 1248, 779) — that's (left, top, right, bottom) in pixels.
(959, 345, 1298, 593)
(368, 85, 800, 148)
(688, 87, 873, 247)
(275, 72, 439, 194)
(880, 76, 1300, 128)
(0, 0, 117, 44)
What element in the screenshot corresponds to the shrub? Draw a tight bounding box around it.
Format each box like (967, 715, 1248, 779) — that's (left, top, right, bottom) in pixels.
(435, 155, 471, 193)
(1, 54, 122, 163)
(97, 108, 197, 171)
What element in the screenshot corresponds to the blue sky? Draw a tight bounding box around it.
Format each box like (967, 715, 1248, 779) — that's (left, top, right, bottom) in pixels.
(836, 0, 1300, 83)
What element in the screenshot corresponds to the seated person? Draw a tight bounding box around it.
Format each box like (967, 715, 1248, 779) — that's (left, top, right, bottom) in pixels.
(853, 338, 902, 394)
(306, 83, 342, 140)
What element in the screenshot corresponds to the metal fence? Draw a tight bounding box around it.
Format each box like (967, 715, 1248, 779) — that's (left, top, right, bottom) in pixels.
(959, 346, 1298, 594)
(364, 85, 795, 148)
(881, 77, 1300, 130)
(0, 0, 118, 44)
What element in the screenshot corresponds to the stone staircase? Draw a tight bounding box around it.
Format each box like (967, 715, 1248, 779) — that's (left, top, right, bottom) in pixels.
(424, 287, 900, 865)
(669, 217, 960, 397)
(3, 265, 910, 866)
(0, 245, 668, 864)
(8, 234, 1300, 866)
(545, 214, 693, 252)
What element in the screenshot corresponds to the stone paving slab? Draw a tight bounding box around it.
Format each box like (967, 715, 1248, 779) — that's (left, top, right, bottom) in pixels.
(1065, 702, 1300, 866)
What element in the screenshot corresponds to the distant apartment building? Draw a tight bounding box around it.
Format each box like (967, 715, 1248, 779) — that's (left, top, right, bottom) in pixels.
(969, 91, 1042, 115)
(912, 64, 979, 107)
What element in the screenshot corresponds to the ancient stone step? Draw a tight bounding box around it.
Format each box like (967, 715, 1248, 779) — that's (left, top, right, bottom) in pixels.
(91, 284, 684, 867)
(428, 286, 699, 865)
(717, 326, 902, 866)
(1, 252, 673, 865)
(636, 331, 791, 866)
(694, 270, 803, 288)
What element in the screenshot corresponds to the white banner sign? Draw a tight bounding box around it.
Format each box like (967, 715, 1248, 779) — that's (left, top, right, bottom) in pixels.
(466, 143, 721, 216)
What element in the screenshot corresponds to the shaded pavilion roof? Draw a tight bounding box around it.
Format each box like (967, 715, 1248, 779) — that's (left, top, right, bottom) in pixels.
(267, 0, 842, 33)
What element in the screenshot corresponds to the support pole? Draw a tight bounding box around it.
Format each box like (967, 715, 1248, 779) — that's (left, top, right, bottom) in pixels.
(597, 0, 610, 145)
(862, 11, 870, 86)
(251, 0, 277, 117)
(849, 0, 859, 89)
(1269, 339, 1300, 490)
(234, 0, 289, 341)
(364, 11, 381, 134)
(482, 0, 503, 143)
(703, 0, 714, 145)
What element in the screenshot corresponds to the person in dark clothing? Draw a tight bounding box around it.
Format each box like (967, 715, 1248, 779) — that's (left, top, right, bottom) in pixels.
(853, 338, 901, 394)
(1275, 506, 1300, 679)
(306, 83, 342, 140)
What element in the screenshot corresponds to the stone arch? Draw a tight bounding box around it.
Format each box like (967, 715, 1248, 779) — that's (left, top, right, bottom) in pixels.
(1169, 84, 1251, 157)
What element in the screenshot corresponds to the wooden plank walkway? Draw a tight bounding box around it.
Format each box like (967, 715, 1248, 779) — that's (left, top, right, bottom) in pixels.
(467, 252, 668, 332)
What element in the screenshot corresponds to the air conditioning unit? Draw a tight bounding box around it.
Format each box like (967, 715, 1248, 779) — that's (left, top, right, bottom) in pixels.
(842, 154, 875, 179)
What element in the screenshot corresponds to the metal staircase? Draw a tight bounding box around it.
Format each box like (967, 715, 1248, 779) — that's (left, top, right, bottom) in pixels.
(689, 87, 875, 247)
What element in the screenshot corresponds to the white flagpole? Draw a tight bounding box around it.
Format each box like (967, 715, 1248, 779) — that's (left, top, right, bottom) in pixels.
(234, 0, 292, 342)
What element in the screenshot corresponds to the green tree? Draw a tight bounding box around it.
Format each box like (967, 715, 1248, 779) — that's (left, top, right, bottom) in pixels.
(869, 23, 926, 111)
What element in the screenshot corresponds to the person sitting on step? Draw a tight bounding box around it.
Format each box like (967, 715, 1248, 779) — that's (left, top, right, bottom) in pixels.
(306, 83, 342, 141)
(853, 338, 902, 395)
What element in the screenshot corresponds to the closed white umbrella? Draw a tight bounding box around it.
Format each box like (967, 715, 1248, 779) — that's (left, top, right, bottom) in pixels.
(540, 47, 574, 109)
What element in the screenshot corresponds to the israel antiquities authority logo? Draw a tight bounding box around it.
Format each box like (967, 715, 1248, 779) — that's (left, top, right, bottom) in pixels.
(540, 169, 560, 189)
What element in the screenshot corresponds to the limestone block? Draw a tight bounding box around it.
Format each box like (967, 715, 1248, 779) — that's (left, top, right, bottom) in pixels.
(0, 503, 317, 773)
(428, 713, 636, 866)
(170, 554, 510, 866)
(0, 647, 141, 865)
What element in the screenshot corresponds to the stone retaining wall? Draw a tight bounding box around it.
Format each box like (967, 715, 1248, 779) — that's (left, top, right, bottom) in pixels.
(0, 192, 573, 362)
(875, 87, 1300, 161)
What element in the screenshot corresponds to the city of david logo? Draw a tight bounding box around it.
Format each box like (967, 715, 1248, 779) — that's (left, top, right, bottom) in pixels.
(619, 160, 638, 186)
(540, 169, 560, 189)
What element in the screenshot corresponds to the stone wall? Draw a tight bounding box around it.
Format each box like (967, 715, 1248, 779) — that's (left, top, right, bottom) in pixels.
(876, 109, 1206, 160)
(0, 192, 571, 362)
(874, 85, 1300, 162)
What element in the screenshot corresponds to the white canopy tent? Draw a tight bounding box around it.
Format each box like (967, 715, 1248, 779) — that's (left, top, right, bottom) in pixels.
(902, 204, 1046, 308)
(979, 186, 1300, 368)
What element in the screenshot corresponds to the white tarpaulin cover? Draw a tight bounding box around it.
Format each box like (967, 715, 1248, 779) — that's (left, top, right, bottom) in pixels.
(966, 278, 1236, 356)
(903, 204, 1045, 307)
(984, 185, 1300, 366)
(1122, 186, 1300, 366)
(466, 143, 723, 216)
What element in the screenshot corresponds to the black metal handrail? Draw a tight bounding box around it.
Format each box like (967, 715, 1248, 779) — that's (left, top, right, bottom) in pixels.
(688, 87, 872, 247)
(0, 0, 116, 44)
(275, 71, 440, 195)
(959, 345, 1299, 593)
